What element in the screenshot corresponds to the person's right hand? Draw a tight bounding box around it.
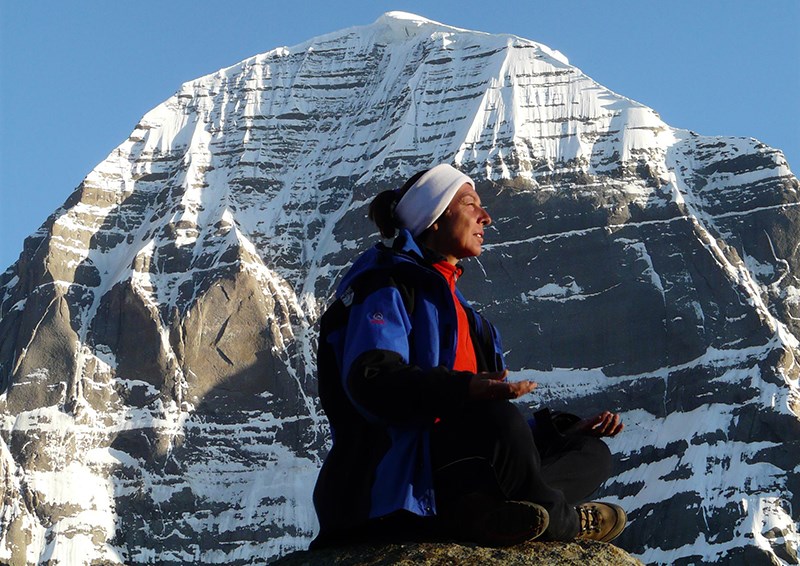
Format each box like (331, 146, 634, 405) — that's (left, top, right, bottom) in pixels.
(468, 369, 537, 400)
(568, 411, 624, 437)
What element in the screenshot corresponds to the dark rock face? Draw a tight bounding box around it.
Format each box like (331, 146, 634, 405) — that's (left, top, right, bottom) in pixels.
(272, 540, 644, 566)
(0, 11, 798, 566)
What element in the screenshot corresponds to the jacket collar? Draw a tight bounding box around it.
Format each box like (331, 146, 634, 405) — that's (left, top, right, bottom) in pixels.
(391, 228, 425, 259)
(336, 228, 465, 298)
(393, 229, 466, 274)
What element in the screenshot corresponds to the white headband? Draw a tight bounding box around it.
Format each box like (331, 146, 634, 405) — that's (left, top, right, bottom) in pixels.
(394, 164, 475, 237)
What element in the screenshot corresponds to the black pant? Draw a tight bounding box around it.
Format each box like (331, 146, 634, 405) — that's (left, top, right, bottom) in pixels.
(430, 400, 613, 541)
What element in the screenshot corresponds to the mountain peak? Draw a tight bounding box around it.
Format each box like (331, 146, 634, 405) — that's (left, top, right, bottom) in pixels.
(379, 10, 443, 26)
(373, 11, 469, 36)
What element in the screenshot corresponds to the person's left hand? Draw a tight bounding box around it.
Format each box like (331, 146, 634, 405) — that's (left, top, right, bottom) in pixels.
(468, 370, 537, 400)
(569, 411, 624, 437)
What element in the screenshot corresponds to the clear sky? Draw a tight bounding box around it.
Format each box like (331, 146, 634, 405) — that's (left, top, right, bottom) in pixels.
(1, 0, 798, 271)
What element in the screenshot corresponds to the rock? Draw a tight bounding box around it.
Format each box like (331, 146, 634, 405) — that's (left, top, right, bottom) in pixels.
(271, 541, 644, 566)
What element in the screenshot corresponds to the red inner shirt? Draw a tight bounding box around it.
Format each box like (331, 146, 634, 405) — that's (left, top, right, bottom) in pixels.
(432, 260, 478, 373)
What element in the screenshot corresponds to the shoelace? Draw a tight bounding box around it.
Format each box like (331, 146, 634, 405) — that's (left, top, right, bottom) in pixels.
(577, 505, 602, 535)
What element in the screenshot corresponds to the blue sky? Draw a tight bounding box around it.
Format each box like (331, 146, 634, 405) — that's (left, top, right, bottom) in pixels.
(1, 0, 798, 270)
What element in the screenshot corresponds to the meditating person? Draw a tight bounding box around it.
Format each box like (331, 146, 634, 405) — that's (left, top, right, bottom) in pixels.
(311, 163, 626, 548)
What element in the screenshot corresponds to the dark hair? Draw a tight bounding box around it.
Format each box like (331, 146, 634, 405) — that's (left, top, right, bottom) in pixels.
(368, 169, 428, 238)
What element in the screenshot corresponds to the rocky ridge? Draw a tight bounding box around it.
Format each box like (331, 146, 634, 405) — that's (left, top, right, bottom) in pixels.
(0, 11, 798, 566)
(271, 540, 644, 566)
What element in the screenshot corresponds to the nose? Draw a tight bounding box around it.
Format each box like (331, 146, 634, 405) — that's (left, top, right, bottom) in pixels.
(479, 206, 491, 226)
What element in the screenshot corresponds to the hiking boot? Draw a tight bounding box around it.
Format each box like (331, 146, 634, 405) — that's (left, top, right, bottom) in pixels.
(476, 499, 550, 546)
(443, 493, 549, 547)
(575, 502, 627, 542)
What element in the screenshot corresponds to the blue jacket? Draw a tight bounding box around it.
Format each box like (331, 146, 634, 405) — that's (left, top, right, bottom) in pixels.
(312, 229, 505, 546)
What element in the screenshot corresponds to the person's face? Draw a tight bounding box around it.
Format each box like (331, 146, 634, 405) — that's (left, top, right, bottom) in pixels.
(424, 183, 492, 264)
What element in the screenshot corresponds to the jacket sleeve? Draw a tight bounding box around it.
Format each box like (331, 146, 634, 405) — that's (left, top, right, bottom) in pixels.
(340, 284, 472, 425)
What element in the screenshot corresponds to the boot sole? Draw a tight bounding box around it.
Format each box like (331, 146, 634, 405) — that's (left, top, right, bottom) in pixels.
(597, 503, 626, 542)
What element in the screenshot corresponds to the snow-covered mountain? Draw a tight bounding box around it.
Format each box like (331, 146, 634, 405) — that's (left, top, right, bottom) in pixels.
(1, 11, 798, 565)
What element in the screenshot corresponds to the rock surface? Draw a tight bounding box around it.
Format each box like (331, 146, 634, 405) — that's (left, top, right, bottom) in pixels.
(0, 10, 798, 566)
(271, 541, 644, 566)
